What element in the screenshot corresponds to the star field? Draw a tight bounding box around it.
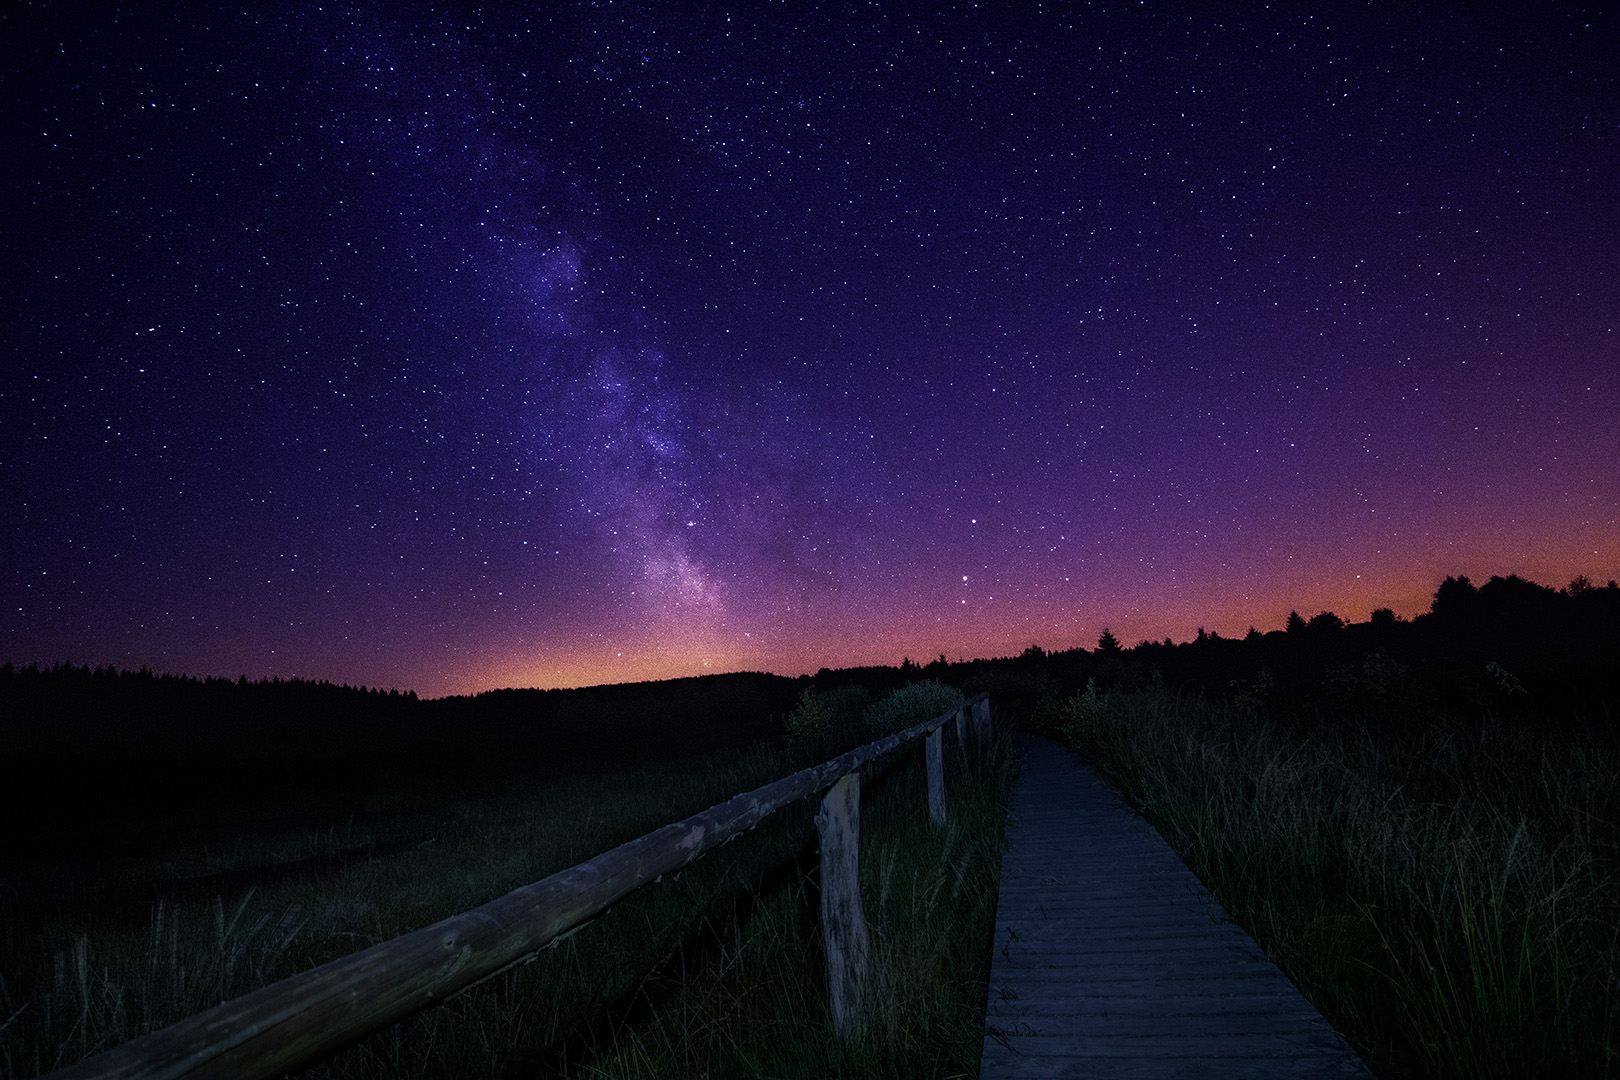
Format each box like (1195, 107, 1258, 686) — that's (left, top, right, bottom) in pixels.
(3, 4, 1616, 694)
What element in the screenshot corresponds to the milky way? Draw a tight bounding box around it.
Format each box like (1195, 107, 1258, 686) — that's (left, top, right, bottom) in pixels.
(4, 5, 1616, 694)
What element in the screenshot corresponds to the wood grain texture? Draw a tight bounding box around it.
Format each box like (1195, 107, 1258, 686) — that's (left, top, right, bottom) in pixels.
(816, 771, 870, 1031)
(981, 736, 1371, 1079)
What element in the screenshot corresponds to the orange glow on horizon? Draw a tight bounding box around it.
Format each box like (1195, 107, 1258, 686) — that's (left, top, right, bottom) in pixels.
(440, 545, 1616, 697)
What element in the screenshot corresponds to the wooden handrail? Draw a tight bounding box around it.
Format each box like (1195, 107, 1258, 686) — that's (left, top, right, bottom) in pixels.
(43, 693, 989, 1079)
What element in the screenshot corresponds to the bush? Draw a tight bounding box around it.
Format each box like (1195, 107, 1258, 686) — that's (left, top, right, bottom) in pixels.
(1024, 693, 1069, 738)
(782, 689, 835, 750)
(818, 685, 873, 730)
(863, 680, 964, 739)
(1060, 678, 1107, 739)
(961, 667, 1053, 724)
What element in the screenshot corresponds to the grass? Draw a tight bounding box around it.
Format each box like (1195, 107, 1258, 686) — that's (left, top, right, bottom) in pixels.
(2, 713, 1015, 1079)
(1053, 684, 1620, 1079)
(577, 724, 1017, 1079)
(2, 742, 810, 1078)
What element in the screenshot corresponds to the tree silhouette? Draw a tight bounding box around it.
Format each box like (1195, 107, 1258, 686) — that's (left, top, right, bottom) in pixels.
(1308, 611, 1345, 633)
(1096, 628, 1122, 654)
(1285, 611, 1307, 634)
(1432, 575, 1479, 620)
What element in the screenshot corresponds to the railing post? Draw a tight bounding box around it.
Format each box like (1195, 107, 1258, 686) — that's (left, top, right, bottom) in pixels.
(815, 771, 869, 1033)
(926, 726, 946, 826)
(953, 705, 966, 749)
(973, 696, 990, 743)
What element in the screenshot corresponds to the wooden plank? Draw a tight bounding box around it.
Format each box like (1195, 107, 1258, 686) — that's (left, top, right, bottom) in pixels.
(981, 736, 1370, 1079)
(992, 994, 1329, 1016)
(992, 1008, 1337, 1032)
(815, 771, 869, 1032)
(980, 1054, 1354, 1080)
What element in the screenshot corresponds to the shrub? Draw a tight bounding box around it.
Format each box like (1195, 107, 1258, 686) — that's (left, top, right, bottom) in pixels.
(818, 685, 873, 729)
(864, 680, 964, 739)
(1060, 678, 1107, 739)
(961, 668, 1052, 725)
(782, 689, 835, 750)
(1024, 693, 1069, 738)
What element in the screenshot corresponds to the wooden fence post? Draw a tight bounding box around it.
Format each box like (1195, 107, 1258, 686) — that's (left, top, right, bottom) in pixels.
(815, 771, 869, 1033)
(953, 705, 966, 749)
(973, 696, 990, 742)
(926, 726, 946, 826)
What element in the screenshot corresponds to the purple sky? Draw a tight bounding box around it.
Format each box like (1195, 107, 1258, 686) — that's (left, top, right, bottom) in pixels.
(4, 4, 1616, 696)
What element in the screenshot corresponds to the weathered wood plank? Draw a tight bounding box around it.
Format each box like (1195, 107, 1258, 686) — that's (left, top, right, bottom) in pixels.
(993, 1009, 1339, 1034)
(979, 1054, 1357, 1080)
(992, 995, 1330, 1016)
(981, 736, 1370, 1079)
(993, 933, 1276, 952)
(982, 1046, 1362, 1080)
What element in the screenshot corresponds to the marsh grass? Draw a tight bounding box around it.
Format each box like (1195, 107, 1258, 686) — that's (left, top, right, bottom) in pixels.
(1059, 687, 1620, 1078)
(578, 726, 1017, 1079)
(2, 741, 822, 1079)
(4, 718, 1013, 1079)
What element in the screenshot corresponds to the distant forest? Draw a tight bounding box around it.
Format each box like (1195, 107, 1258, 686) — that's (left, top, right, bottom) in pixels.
(925, 572, 1620, 724)
(0, 666, 804, 840)
(4, 572, 1617, 836)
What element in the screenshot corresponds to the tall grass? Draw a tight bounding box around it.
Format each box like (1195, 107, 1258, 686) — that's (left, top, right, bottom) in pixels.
(1, 742, 815, 1079)
(4, 718, 1014, 1079)
(1057, 686, 1620, 1079)
(579, 726, 1017, 1079)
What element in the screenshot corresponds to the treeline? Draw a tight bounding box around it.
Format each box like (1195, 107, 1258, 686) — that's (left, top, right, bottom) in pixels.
(870, 573, 1620, 724)
(7, 570, 1614, 785)
(2, 665, 415, 766)
(5, 570, 1614, 837)
(0, 665, 800, 837)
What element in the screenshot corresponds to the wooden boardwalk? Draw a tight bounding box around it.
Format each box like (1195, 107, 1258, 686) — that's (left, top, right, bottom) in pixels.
(981, 736, 1372, 1078)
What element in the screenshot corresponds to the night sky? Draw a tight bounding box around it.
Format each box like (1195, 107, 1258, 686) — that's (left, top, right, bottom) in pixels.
(4, 5, 1616, 696)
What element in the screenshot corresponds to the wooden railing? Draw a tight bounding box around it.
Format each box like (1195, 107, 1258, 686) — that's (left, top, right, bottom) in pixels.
(42, 694, 992, 1079)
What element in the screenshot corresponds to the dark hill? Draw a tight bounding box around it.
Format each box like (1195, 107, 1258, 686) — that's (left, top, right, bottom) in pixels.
(0, 665, 799, 844)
